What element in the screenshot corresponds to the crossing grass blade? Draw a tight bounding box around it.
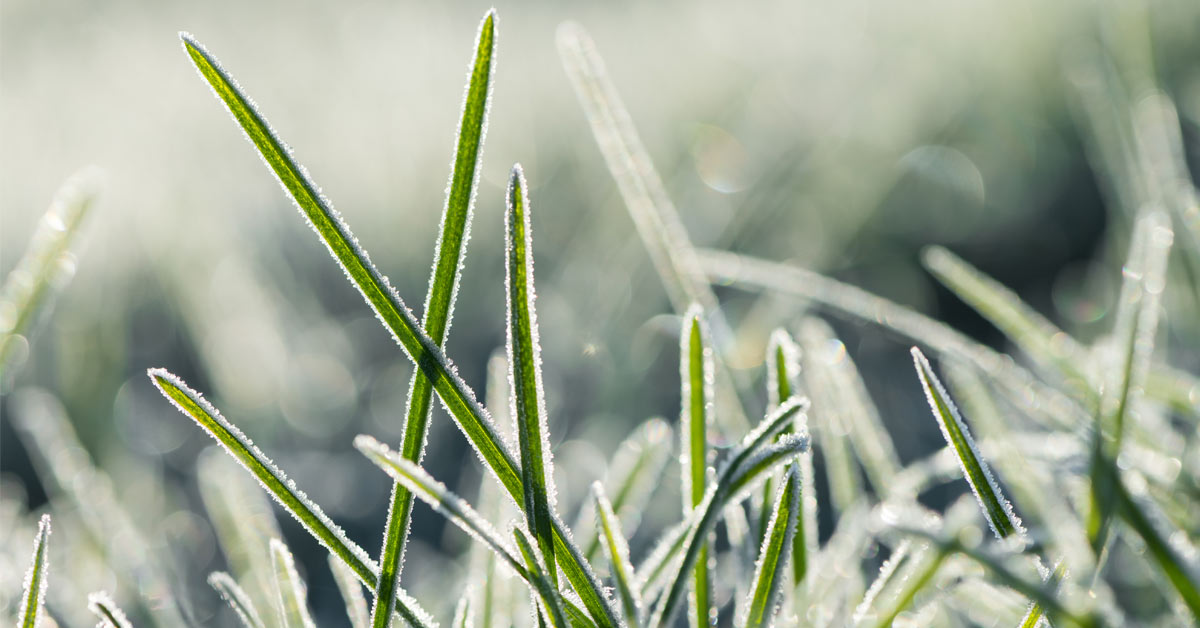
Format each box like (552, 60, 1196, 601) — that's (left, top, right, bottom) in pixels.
(179, 33, 617, 627)
(270, 539, 316, 628)
(738, 466, 801, 628)
(374, 12, 496, 628)
(511, 527, 570, 628)
(506, 165, 559, 587)
(209, 571, 267, 628)
(679, 306, 713, 628)
(911, 348, 1024, 542)
(592, 483, 642, 628)
(330, 555, 371, 628)
(87, 591, 133, 628)
(18, 514, 51, 628)
(147, 369, 435, 628)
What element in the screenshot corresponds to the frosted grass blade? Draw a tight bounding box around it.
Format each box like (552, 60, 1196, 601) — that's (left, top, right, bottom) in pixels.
(798, 326, 863, 515)
(911, 348, 1024, 542)
(1115, 478, 1200, 616)
(679, 307, 712, 628)
(209, 572, 267, 628)
(374, 12, 496, 628)
(506, 165, 559, 586)
(511, 528, 570, 628)
(852, 540, 918, 625)
(87, 591, 132, 628)
(0, 167, 101, 385)
(330, 555, 370, 628)
(453, 596, 472, 628)
(865, 546, 949, 628)
(179, 35, 616, 626)
(270, 539, 316, 628)
(18, 514, 51, 628)
(147, 369, 434, 628)
(738, 466, 801, 628)
(592, 483, 642, 628)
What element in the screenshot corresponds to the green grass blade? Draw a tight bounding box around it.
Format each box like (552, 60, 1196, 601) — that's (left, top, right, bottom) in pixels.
(739, 466, 801, 628)
(865, 546, 949, 628)
(147, 369, 435, 628)
(506, 165, 560, 586)
(592, 483, 642, 628)
(679, 307, 712, 628)
(270, 539, 316, 628)
(0, 167, 101, 385)
(18, 514, 51, 628)
(209, 572, 267, 628)
(374, 12, 496, 628)
(911, 347, 1023, 541)
(512, 528, 570, 628)
(87, 591, 132, 628)
(179, 33, 617, 626)
(1115, 477, 1200, 616)
(330, 555, 371, 628)
(852, 540, 918, 625)
(453, 595, 472, 628)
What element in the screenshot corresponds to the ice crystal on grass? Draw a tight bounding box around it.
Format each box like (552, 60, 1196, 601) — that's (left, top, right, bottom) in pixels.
(18, 514, 51, 628)
(209, 571, 266, 628)
(86, 591, 132, 628)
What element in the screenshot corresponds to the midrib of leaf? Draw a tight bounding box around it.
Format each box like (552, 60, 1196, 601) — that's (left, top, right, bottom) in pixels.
(179, 33, 618, 627)
(741, 467, 800, 628)
(373, 12, 495, 628)
(19, 514, 51, 628)
(507, 165, 559, 586)
(681, 310, 711, 628)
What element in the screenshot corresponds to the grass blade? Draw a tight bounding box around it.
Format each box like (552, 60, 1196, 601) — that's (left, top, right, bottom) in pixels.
(0, 167, 101, 385)
(147, 369, 435, 628)
(865, 546, 949, 628)
(209, 572, 267, 628)
(852, 540, 919, 625)
(330, 555, 370, 628)
(679, 307, 713, 628)
(179, 33, 617, 626)
(911, 348, 1024, 542)
(511, 528, 570, 628)
(592, 483, 642, 628)
(738, 466, 801, 628)
(270, 539, 316, 628)
(506, 165, 560, 586)
(87, 591, 132, 628)
(374, 11, 496, 628)
(453, 595, 472, 628)
(1115, 477, 1200, 616)
(18, 514, 51, 628)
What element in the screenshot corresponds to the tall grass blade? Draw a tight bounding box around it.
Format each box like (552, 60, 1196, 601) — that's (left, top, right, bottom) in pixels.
(738, 466, 801, 628)
(511, 527, 570, 628)
(911, 348, 1024, 542)
(506, 165, 560, 586)
(0, 167, 101, 385)
(87, 591, 132, 628)
(330, 555, 370, 628)
(146, 369, 434, 628)
(270, 539, 316, 628)
(374, 12, 496, 628)
(592, 483, 642, 628)
(679, 306, 713, 628)
(179, 34, 616, 625)
(18, 514, 51, 628)
(209, 572, 266, 628)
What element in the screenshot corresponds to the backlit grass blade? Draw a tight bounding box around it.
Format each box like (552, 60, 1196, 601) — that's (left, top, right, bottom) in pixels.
(209, 572, 267, 628)
(453, 595, 472, 628)
(354, 436, 578, 628)
(374, 12, 496, 628)
(738, 466, 801, 628)
(679, 306, 712, 628)
(852, 540, 918, 625)
(1115, 476, 1200, 616)
(87, 591, 132, 628)
(506, 165, 559, 586)
(18, 514, 51, 628)
(864, 546, 950, 628)
(180, 33, 616, 626)
(270, 539, 316, 628)
(0, 167, 101, 385)
(911, 348, 1024, 542)
(147, 369, 434, 628)
(330, 555, 370, 628)
(592, 483, 642, 628)
(511, 528, 570, 628)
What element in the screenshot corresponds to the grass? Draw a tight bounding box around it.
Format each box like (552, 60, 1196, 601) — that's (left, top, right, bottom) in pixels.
(4, 7, 1200, 628)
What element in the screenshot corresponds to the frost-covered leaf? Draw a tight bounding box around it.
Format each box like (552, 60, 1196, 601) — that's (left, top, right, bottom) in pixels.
(1115, 476, 1200, 616)
(329, 555, 370, 628)
(511, 527, 570, 628)
(209, 572, 266, 628)
(738, 466, 801, 628)
(87, 591, 132, 628)
(18, 514, 51, 628)
(592, 483, 641, 628)
(678, 306, 713, 628)
(270, 539, 316, 628)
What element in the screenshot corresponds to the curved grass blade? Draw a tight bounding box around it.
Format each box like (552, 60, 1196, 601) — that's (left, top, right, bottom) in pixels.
(270, 539, 316, 628)
(592, 483, 642, 628)
(374, 12, 496, 628)
(506, 165, 559, 586)
(738, 466, 801, 628)
(209, 572, 267, 628)
(147, 369, 434, 628)
(179, 33, 616, 627)
(330, 555, 370, 628)
(911, 348, 1024, 542)
(679, 306, 712, 628)
(87, 591, 132, 628)
(1, 167, 101, 385)
(18, 514, 51, 628)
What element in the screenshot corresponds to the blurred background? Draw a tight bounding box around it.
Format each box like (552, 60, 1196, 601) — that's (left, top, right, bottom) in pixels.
(3, 0, 1199, 624)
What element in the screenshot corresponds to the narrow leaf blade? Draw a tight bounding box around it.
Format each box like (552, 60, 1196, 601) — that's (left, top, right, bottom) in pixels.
(18, 514, 51, 628)
(270, 539, 316, 628)
(209, 572, 267, 628)
(739, 466, 801, 628)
